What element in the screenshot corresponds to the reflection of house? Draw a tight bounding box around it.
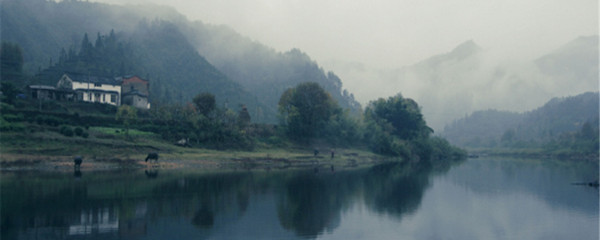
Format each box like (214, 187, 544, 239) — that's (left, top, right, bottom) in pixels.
(121, 75, 150, 109)
(69, 208, 119, 236)
(119, 202, 148, 238)
(57, 73, 122, 106)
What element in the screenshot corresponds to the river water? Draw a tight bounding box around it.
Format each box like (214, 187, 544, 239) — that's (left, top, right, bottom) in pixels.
(1, 157, 598, 240)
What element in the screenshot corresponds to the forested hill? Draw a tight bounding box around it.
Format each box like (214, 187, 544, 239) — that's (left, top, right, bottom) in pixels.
(181, 23, 361, 116)
(442, 92, 599, 149)
(0, 0, 360, 123)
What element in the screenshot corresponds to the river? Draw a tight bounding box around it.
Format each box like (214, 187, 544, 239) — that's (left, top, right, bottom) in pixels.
(1, 157, 598, 239)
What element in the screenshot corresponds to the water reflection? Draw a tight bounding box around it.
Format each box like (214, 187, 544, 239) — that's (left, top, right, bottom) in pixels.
(2, 157, 597, 240)
(68, 208, 118, 235)
(363, 162, 431, 216)
(144, 169, 158, 179)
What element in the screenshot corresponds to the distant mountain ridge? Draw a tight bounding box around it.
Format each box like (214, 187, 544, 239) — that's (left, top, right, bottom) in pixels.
(325, 35, 598, 131)
(535, 35, 599, 85)
(0, 0, 360, 123)
(442, 92, 599, 148)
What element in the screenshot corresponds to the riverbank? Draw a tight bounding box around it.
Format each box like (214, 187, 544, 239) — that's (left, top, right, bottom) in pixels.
(0, 131, 391, 171)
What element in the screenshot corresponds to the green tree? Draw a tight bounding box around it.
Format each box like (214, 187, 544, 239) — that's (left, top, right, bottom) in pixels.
(364, 94, 431, 140)
(0, 82, 19, 105)
(79, 33, 93, 62)
(193, 93, 216, 117)
(0, 42, 24, 82)
(501, 129, 515, 144)
(278, 82, 338, 141)
(116, 105, 137, 137)
(238, 104, 251, 128)
(363, 94, 443, 158)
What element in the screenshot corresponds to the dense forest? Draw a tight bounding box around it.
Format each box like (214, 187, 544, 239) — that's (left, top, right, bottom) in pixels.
(0, 0, 360, 123)
(442, 92, 599, 155)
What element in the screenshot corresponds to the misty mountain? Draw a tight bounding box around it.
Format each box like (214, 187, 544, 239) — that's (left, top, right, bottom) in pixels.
(442, 92, 599, 148)
(0, 0, 186, 73)
(180, 21, 362, 120)
(1, 0, 360, 123)
(2, 0, 261, 117)
(325, 36, 599, 131)
(535, 35, 599, 89)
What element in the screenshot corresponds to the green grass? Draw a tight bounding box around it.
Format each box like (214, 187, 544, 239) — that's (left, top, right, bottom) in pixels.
(90, 126, 158, 137)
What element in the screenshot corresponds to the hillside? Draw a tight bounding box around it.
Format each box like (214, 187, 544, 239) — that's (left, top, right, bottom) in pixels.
(0, 0, 360, 123)
(181, 22, 361, 120)
(442, 92, 599, 150)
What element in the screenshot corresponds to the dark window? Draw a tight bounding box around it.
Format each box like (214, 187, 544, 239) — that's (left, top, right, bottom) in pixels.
(94, 83, 101, 87)
(111, 94, 116, 103)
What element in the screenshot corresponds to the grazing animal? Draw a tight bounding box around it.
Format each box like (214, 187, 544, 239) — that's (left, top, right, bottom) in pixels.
(73, 156, 83, 169)
(145, 153, 159, 162)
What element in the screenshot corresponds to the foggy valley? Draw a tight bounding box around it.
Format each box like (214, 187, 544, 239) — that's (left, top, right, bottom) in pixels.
(1, 1, 598, 239)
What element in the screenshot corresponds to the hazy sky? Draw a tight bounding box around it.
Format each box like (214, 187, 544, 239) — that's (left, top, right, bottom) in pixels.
(93, 0, 597, 68)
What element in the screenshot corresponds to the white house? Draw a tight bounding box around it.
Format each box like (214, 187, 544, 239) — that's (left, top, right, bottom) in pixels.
(57, 73, 122, 106)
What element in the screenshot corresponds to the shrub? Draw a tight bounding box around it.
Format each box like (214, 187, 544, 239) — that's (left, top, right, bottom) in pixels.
(35, 116, 44, 125)
(60, 125, 74, 137)
(0, 117, 25, 132)
(74, 127, 84, 136)
(42, 116, 64, 126)
(2, 114, 24, 122)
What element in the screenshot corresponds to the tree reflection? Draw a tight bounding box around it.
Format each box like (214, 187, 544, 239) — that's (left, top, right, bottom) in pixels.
(362, 162, 431, 216)
(277, 173, 347, 237)
(192, 208, 214, 229)
(274, 161, 455, 237)
(1, 161, 462, 239)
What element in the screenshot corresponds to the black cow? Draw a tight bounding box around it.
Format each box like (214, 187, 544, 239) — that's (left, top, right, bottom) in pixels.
(74, 156, 83, 169)
(145, 153, 159, 162)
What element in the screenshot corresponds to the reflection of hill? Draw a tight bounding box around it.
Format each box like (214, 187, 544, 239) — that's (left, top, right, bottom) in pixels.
(1, 163, 450, 239)
(446, 158, 598, 214)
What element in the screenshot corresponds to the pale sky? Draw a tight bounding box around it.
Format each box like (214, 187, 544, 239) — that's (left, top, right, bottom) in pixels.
(92, 0, 598, 68)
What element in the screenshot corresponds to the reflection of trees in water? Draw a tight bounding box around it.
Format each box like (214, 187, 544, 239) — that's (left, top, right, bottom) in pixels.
(2, 161, 461, 239)
(362, 162, 432, 216)
(277, 173, 349, 237)
(192, 208, 214, 229)
(150, 172, 253, 230)
(273, 162, 452, 237)
(271, 161, 433, 237)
